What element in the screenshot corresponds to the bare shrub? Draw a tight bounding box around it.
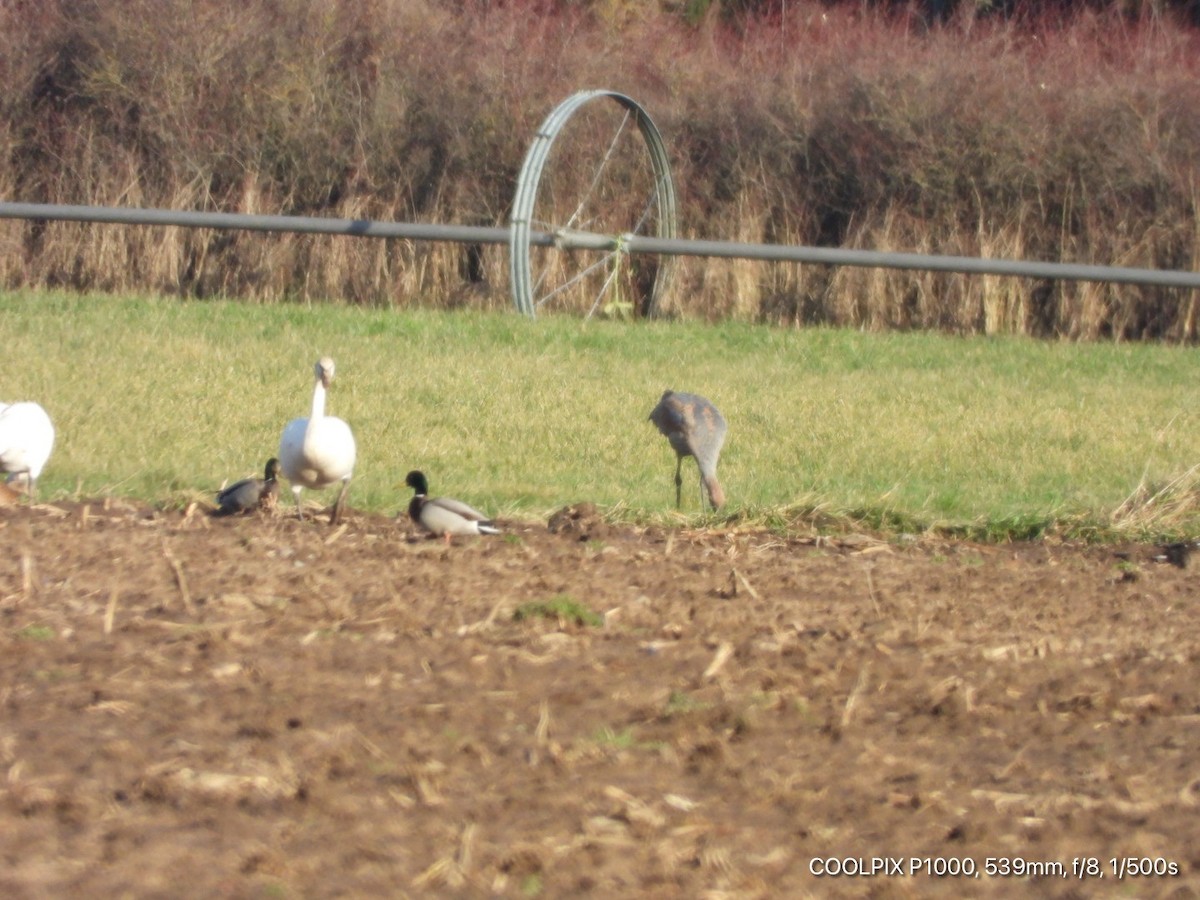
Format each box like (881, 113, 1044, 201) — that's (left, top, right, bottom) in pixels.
(1, 0, 1198, 336)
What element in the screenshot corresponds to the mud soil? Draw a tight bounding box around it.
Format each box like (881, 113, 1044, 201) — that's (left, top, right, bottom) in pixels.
(2, 499, 1199, 898)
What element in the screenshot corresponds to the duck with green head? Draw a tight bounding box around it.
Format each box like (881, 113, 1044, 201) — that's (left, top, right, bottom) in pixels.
(405, 470, 500, 543)
(214, 457, 280, 516)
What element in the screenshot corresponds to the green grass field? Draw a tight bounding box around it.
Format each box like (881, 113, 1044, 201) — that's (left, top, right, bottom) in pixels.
(3, 289, 1199, 539)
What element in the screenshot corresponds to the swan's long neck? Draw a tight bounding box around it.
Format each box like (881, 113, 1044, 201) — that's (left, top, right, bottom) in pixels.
(310, 379, 327, 422)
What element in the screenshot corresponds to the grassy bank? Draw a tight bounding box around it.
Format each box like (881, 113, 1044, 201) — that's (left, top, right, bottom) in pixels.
(3, 290, 1199, 538)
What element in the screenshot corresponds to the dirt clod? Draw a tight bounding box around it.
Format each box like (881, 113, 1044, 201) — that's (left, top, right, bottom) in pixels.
(547, 502, 610, 540)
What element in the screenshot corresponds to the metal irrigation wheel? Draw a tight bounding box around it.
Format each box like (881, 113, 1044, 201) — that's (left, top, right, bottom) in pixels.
(510, 90, 678, 319)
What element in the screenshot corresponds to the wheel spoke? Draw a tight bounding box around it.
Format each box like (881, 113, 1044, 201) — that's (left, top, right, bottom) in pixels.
(534, 250, 622, 309)
(629, 184, 661, 236)
(531, 213, 603, 236)
(563, 111, 632, 233)
(584, 255, 624, 321)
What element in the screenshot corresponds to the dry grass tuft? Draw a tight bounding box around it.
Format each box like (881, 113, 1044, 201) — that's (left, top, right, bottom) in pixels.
(1111, 463, 1200, 533)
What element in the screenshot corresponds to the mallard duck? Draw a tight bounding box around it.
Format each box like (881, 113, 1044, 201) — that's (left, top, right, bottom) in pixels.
(0, 401, 55, 500)
(1154, 541, 1199, 568)
(279, 357, 356, 524)
(648, 390, 726, 510)
(214, 457, 280, 516)
(405, 470, 500, 543)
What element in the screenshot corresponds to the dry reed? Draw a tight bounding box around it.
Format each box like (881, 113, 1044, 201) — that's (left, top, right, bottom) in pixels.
(1, 1, 1198, 336)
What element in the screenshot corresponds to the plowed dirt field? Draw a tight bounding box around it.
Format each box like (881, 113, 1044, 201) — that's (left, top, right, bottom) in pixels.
(2, 499, 1198, 897)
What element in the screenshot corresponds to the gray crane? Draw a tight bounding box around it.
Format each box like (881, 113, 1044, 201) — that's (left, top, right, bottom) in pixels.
(648, 390, 727, 511)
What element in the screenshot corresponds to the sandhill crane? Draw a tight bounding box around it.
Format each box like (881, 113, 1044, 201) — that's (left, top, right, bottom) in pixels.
(0, 401, 55, 500)
(214, 457, 280, 516)
(279, 358, 356, 524)
(405, 470, 500, 543)
(649, 390, 726, 511)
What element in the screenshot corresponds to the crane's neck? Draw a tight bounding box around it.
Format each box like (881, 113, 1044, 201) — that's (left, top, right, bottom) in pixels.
(702, 474, 725, 510)
(310, 379, 327, 422)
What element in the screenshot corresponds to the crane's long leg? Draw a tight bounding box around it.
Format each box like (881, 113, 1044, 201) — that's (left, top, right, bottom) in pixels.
(674, 456, 683, 509)
(292, 485, 305, 521)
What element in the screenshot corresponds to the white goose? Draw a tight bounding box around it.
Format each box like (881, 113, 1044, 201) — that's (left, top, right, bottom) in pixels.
(279, 357, 356, 524)
(0, 401, 55, 500)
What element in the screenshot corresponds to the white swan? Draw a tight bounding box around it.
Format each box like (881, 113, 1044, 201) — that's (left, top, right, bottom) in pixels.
(279, 357, 356, 524)
(0, 401, 55, 500)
